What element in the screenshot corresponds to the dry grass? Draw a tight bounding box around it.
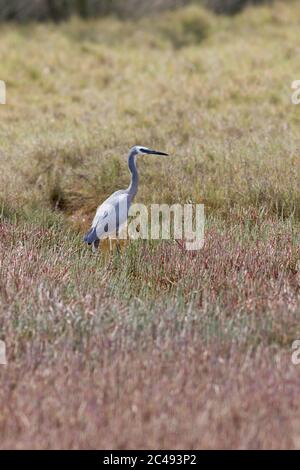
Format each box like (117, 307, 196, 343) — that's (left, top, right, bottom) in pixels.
(0, 0, 300, 449)
(1, 2, 300, 220)
(2, 346, 300, 449)
(0, 216, 300, 448)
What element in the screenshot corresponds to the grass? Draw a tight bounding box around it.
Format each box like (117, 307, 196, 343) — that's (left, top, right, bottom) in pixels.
(0, 0, 300, 449)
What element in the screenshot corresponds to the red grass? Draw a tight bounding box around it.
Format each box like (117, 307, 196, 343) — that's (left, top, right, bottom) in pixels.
(0, 219, 300, 449)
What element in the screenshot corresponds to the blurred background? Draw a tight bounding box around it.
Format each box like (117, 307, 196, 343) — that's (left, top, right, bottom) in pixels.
(0, 1, 272, 21)
(1, 0, 298, 221)
(1, 0, 300, 451)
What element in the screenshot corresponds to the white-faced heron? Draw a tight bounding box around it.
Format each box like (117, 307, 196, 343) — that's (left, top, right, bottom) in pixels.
(84, 145, 169, 251)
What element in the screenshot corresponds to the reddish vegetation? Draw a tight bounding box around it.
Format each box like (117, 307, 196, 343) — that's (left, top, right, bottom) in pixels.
(1, 347, 300, 449)
(0, 220, 300, 449)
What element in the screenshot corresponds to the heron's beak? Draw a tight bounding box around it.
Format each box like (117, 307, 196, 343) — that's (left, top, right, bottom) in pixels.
(147, 149, 169, 156)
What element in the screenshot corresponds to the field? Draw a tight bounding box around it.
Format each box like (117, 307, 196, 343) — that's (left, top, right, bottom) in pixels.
(0, 0, 300, 449)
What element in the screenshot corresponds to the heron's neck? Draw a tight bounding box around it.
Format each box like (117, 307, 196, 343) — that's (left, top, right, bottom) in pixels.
(127, 150, 139, 200)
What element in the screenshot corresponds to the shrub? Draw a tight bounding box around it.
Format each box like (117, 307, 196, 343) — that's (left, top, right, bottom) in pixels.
(158, 5, 211, 48)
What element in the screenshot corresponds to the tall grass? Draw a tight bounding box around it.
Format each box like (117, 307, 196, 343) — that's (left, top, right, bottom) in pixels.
(1, 1, 300, 449)
(0, 215, 300, 448)
(1, 2, 300, 223)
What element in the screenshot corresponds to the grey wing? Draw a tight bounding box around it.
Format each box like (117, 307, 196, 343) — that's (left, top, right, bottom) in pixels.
(84, 209, 108, 245)
(93, 191, 129, 239)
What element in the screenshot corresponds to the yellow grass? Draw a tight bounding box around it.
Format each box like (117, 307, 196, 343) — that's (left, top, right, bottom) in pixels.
(1, 1, 300, 449)
(0, 1, 300, 225)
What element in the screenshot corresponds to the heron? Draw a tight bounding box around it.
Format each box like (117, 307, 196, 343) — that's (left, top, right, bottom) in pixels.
(84, 145, 169, 252)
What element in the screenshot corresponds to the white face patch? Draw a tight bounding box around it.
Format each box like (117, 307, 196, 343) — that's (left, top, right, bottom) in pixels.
(136, 146, 150, 154)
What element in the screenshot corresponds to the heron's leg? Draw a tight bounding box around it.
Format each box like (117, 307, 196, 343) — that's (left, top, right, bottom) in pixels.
(92, 239, 100, 253)
(115, 226, 121, 254)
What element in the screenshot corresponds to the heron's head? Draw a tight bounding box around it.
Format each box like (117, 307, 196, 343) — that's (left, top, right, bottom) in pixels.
(134, 146, 169, 157)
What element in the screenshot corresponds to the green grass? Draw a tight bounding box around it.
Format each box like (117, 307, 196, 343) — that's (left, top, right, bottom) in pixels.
(1, 2, 300, 222)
